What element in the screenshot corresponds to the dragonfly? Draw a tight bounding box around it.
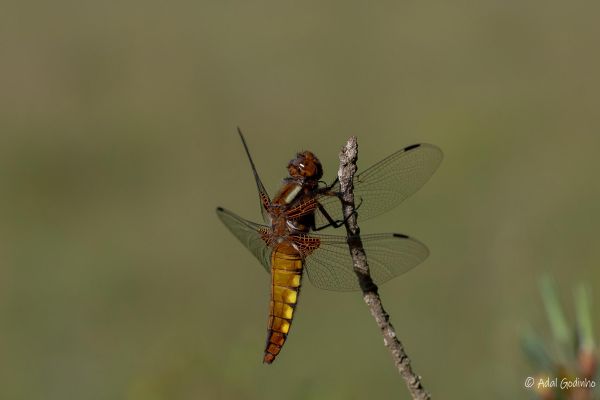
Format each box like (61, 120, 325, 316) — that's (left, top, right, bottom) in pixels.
(216, 129, 443, 364)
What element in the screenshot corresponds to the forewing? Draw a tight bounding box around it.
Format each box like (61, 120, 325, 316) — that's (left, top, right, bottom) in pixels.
(303, 232, 429, 291)
(315, 143, 443, 228)
(215, 207, 272, 273)
(237, 129, 272, 224)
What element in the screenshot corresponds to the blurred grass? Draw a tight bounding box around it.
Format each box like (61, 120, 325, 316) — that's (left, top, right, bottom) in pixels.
(522, 278, 597, 399)
(1, 1, 600, 399)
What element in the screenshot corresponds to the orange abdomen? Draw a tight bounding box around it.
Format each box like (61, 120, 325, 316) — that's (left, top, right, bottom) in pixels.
(263, 242, 303, 364)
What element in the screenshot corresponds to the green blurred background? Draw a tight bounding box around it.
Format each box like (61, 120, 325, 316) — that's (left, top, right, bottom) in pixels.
(1, 1, 599, 399)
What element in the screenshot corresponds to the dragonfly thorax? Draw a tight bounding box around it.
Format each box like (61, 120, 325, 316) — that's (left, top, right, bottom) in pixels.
(270, 212, 306, 237)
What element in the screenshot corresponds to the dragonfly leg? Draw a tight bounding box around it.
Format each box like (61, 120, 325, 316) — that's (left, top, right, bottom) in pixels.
(325, 177, 339, 190)
(316, 178, 339, 194)
(317, 185, 363, 211)
(312, 201, 358, 231)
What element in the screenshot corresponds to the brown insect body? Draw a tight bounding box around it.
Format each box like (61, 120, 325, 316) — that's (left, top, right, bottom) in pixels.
(263, 151, 324, 363)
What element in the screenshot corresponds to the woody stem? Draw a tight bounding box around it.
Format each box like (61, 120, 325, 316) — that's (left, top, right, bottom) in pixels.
(337, 136, 431, 400)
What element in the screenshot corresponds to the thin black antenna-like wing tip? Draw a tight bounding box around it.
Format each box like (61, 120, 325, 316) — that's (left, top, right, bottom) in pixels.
(237, 126, 245, 140)
(234, 127, 271, 208)
(237, 127, 252, 153)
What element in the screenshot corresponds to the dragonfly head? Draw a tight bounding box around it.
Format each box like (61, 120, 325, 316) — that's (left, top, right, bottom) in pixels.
(288, 151, 323, 182)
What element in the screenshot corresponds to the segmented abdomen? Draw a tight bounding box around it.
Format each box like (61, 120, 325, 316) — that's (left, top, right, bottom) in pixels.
(263, 242, 303, 364)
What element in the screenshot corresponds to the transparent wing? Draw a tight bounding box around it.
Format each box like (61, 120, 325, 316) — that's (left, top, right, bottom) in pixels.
(216, 208, 429, 290)
(315, 143, 443, 228)
(215, 207, 272, 273)
(302, 232, 430, 291)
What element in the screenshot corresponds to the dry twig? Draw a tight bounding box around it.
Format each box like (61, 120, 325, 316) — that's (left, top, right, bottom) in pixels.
(337, 136, 431, 400)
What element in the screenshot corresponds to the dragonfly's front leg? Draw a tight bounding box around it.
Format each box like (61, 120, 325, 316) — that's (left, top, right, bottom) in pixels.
(312, 203, 345, 231)
(311, 196, 363, 231)
(285, 186, 362, 231)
